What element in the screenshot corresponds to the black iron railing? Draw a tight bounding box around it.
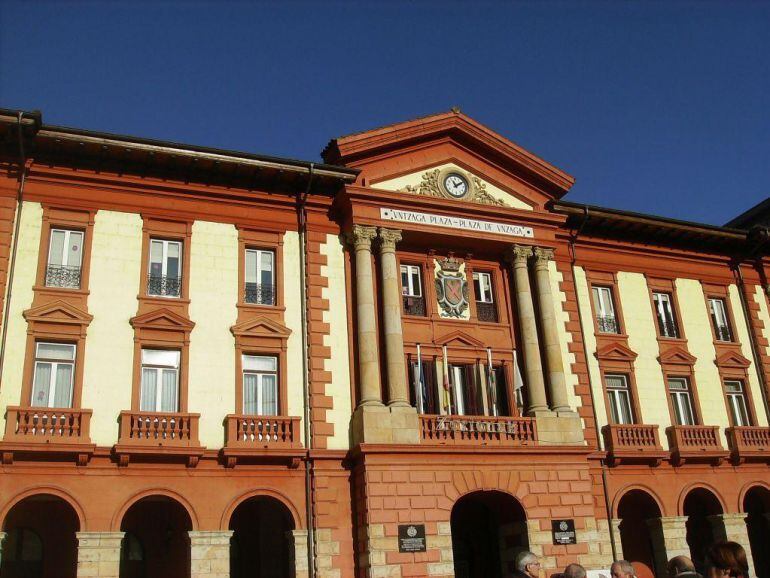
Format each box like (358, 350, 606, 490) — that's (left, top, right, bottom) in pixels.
(45, 265, 81, 289)
(245, 283, 275, 305)
(476, 301, 498, 323)
(147, 275, 181, 297)
(402, 295, 426, 316)
(715, 324, 732, 342)
(658, 319, 680, 338)
(597, 315, 619, 333)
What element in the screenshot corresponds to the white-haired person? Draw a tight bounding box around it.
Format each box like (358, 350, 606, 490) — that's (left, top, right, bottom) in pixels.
(515, 551, 542, 578)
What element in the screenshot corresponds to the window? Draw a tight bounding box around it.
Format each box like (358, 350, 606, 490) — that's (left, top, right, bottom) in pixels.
(605, 374, 634, 424)
(708, 298, 733, 342)
(245, 249, 275, 305)
(448, 364, 484, 416)
(668, 377, 696, 425)
(483, 364, 509, 417)
(653, 292, 680, 338)
(140, 349, 180, 412)
(400, 264, 425, 316)
(592, 286, 619, 333)
(147, 239, 182, 297)
(45, 229, 83, 289)
(242, 355, 278, 415)
(31, 342, 75, 408)
(724, 380, 751, 426)
(473, 272, 498, 322)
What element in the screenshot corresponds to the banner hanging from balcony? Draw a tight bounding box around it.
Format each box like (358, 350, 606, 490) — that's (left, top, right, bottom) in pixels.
(434, 255, 469, 319)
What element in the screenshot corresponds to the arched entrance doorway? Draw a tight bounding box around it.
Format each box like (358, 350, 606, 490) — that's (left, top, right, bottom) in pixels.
(451, 491, 528, 578)
(683, 488, 723, 574)
(617, 490, 661, 578)
(119, 495, 192, 578)
(0, 493, 80, 578)
(228, 496, 295, 578)
(744, 485, 770, 578)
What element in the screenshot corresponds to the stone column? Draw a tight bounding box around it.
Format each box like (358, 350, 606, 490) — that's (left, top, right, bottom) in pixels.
(647, 517, 690, 578)
(189, 530, 232, 578)
(378, 227, 409, 407)
(346, 225, 382, 406)
(508, 245, 548, 414)
(288, 529, 309, 578)
(532, 247, 570, 412)
(0, 532, 7, 568)
(610, 518, 624, 560)
(708, 514, 754, 574)
(76, 531, 124, 578)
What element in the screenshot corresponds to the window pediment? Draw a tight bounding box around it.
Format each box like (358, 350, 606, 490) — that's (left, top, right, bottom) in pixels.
(658, 346, 697, 366)
(715, 350, 751, 369)
(230, 316, 292, 341)
(130, 308, 195, 332)
(435, 330, 485, 349)
(23, 300, 93, 328)
(595, 342, 638, 362)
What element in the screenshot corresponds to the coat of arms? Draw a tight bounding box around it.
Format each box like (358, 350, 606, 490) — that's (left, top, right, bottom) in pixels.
(435, 255, 469, 318)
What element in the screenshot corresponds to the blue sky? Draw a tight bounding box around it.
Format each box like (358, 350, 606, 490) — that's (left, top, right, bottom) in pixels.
(1, 1, 768, 225)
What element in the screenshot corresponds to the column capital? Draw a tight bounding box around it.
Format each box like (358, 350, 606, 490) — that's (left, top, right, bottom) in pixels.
(533, 246, 555, 265)
(346, 224, 378, 250)
(377, 227, 402, 252)
(507, 244, 533, 265)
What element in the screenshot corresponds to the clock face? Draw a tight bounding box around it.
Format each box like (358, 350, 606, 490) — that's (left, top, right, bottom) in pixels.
(443, 173, 469, 198)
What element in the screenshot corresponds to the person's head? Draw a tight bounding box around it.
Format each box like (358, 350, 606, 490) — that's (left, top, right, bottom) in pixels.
(668, 555, 696, 578)
(516, 551, 541, 578)
(611, 560, 636, 578)
(706, 542, 749, 578)
(564, 563, 587, 578)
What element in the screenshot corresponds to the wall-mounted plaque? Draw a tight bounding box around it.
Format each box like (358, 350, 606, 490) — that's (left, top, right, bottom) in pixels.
(398, 524, 426, 553)
(551, 519, 576, 545)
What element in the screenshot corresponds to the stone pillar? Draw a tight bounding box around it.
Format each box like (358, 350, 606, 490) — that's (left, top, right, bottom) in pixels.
(347, 225, 382, 406)
(378, 227, 409, 407)
(647, 517, 689, 578)
(0, 532, 7, 568)
(76, 531, 124, 578)
(508, 245, 548, 414)
(610, 518, 624, 560)
(288, 529, 309, 578)
(532, 247, 570, 413)
(189, 530, 232, 578)
(708, 514, 754, 574)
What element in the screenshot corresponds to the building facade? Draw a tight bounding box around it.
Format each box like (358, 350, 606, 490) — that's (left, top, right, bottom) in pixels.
(0, 109, 767, 578)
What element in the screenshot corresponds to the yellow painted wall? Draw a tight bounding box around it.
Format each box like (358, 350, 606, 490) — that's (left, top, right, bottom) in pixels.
(82, 210, 143, 445)
(322, 233, 352, 450)
(188, 221, 238, 448)
(0, 201, 41, 436)
(729, 284, 768, 427)
(283, 231, 305, 442)
(548, 261, 582, 418)
(373, 163, 534, 211)
(617, 272, 672, 448)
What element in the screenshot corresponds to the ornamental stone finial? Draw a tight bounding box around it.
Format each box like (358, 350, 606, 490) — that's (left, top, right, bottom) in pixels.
(377, 227, 402, 251)
(346, 225, 378, 250)
(508, 244, 533, 265)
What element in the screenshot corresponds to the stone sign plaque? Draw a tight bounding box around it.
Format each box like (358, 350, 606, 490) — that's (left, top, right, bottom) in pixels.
(551, 519, 577, 545)
(398, 524, 427, 553)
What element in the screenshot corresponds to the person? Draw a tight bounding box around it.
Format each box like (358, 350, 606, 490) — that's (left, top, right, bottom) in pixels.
(705, 541, 749, 578)
(611, 560, 636, 578)
(668, 555, 702, 578)
(564, 563, 587, 578)
(515, 551, 542, 578)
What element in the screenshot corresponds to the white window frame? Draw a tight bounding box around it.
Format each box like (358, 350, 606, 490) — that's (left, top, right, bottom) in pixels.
(31, 342, 76, 408)
(708, 298, 732, 342)
(592, 286, 619, 333)
(653, 292, 679, 338)
(47, 229, 84, 269)
(605, 374, 634, 424)
(668, 377, 696, 426)
(473, 272, 494, 304)
(242, 355, 279, 415)
(140, 349, 180, 412)
(450, 365, 466, 415)
(400, 264, 422, 298)
(148, 239, 182, 297)
(245, 248, 276, 305)
(724, 379, 751, 427)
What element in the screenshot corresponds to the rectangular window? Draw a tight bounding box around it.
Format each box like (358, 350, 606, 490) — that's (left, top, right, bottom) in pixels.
(473, 272, 498, 322)
(592, 286, 619, 334)
(448, 364, 484, 416)
(400, 264, 425, 316)
(147, 239, 182, 297)
(708, 298, 733, 342)
(668, 377, 696, 426)
(483, 364, 509, 417)
(31, 343, 75, 408)
(242, 355, 278, 415)
(605, 374, 634, 424)
(653, 292, 680, 338)
(45, 229, 83, 289)
(724, 380, 751, 426)
(244, 249, 275, 305)
(140, 349, 180, 412)
(409, 359, 438, 414)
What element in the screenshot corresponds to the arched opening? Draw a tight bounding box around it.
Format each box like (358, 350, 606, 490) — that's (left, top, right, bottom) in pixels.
(744, 485, 770, 578)
(119, 496, 192, 578)
(617, 490, 662, 578)
(0, 493, 80, 578)
(228, 496, 295, 578)
(683, 488, 723, 574)
(451, 491, 528, 578)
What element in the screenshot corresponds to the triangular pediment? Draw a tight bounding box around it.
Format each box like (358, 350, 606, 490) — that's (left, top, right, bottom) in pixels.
(595, 342, 638, 362)
(23, 300, 93, 326)
(435, 330, 485, 349)
(230, 316, 292, 339)
(715, 350, 751, 369)
(658, 346, 697, 366)
(130, 308, 195, 331)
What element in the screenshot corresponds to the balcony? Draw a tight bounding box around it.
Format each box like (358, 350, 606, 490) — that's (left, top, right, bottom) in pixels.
(402, 295, 426, 316)
(147, 275, 181, 298)
(1, 406, 95, 465)
(476, 301, 498, 323)
(602, 424, 666, 466)
(419, 415, 537, 447)
(222, 415, 303, 467)
(667, 425, 728, 465)
(115, 410, 203, 467)
(596, 315, 619, 334)
(244, 283, 275, 306)
(726, 426, 770, 464)
(45, 265, 81, 289)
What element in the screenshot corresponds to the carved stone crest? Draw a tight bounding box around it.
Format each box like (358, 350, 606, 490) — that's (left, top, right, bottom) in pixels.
(401, 168, 507, 207)
(434, 255, 469, 318)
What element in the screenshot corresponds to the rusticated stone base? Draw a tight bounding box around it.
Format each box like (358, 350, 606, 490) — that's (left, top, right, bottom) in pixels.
(189, 530, 232, 578)
(76, 532, 124, 578)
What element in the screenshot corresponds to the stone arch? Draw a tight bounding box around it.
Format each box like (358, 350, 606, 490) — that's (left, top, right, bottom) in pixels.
(220, 488, 303, 531)
(677, 483, 726, 516)
(612, 484, 666, 518)
(615, 487, 665, 578)
(0, 485, 86, 531)
(111, 488, 199, 531)
(738, 480, 770, 513)
(447, 469, 536, 509)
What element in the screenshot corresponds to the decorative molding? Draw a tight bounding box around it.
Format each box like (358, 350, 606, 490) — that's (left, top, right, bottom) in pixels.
(377, 227, 402, 251)
(346, 225, 377, 250)
(595, 342, 639, 362)
(401, 168, 508, 207)
(658, 346, 697, 367)
(508, 244, 534, 264)
(434, 255, 469, 318)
